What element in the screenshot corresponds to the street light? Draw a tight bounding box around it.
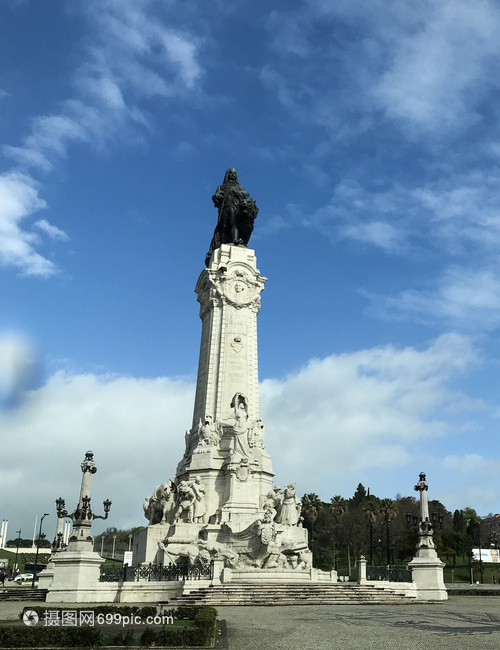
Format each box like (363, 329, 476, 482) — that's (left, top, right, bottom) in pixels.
(13, 530, 21, 576)
(31, 514, 49, 588)
(478, 520, 484, 584)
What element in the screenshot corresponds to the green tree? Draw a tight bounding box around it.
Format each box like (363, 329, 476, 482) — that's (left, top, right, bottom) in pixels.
(380, 498, 398, 564)
(352, 483, 367, 504)
(362, 500, 380, 565)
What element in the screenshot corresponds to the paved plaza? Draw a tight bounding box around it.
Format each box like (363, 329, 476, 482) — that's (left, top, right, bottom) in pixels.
(217, 597, 500, 650)
(2, 595, 500, 649)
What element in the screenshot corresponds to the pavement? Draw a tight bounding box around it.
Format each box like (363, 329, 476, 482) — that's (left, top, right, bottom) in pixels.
(217, 597, 500, 649)
(2, 595, 500, 649)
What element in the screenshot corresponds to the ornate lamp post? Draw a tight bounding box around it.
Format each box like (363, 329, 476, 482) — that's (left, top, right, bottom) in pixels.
(13, 529, 21, 575)
(31, 514, 49, 588)
(408, 472, 447, 600)
(52, 498, 68, 552)
(478, 519, 483, 584)
(62, 451, 112, 551)
(414, 473, 435, 548)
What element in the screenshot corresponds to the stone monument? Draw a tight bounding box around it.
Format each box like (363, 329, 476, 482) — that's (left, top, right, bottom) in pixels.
(134, 169, 311, 578)
(40, 451, 112, 602)
(408, 472, 447, 600)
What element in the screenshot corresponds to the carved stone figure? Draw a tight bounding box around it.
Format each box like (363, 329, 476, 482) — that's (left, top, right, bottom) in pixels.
(231, 393, 251, 458)
(205, 168, 259, 266)
(276, 483, 301, 526)
(263, 485, 282, 521)
(176, 539, 239, 569)
(256, 511, 282, 568)
(198, 415, 221, 446)
(144, 481, 175, 524)
(249, 418, 266, 449)
(143, 497, 153, 522)
(174, 480, 196, 523)
(199, 540, 239, 568)
(191, 475, 207, 523)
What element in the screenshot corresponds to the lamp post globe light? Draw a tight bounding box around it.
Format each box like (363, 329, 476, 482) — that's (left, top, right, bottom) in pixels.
(31, 514, 49, 588)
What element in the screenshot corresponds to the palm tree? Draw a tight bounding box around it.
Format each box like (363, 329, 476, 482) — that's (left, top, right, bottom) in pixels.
(330, 496, 347, 571)
(301, 493, 322, 551)
(363, 501, 380, 565)
(380, 498, 398, 564)
(330, 496, 347, 522)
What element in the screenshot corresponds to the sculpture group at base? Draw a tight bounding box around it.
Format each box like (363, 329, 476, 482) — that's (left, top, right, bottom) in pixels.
(142, 390, 310, 573)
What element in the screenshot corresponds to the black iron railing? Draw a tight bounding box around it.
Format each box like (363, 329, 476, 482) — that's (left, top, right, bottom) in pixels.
(366, 565, 412, 583)
(100, 560, 213, 583)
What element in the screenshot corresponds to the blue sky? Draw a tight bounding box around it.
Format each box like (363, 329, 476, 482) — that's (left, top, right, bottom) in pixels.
(1, 0, 500, 542)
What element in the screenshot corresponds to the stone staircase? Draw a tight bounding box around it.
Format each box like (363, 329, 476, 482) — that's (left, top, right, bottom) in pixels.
(0, 588, 48, 602)
(173, 582, 417, 606)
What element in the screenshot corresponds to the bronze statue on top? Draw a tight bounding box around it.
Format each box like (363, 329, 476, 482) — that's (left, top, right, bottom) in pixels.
(205, 168, 259, 266)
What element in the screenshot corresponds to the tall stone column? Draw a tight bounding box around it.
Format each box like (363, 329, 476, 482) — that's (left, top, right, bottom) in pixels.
(192, 243, 266, 428)
(174, 244, 274, 527)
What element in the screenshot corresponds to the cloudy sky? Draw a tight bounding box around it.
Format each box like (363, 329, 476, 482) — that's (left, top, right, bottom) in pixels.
(1, 0, 500, 543)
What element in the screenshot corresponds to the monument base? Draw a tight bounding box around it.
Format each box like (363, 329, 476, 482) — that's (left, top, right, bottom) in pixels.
(408, 553, 447, 601)
(41, 548, 105, 603)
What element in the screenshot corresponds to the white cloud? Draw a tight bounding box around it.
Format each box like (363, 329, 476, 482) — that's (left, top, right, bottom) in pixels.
(304, 180, 413, 254)
(1, 332, 498, 532)
(261, 333, 480, 499)
(322, 171, 500, 257)
(372, 1, 500, 133)
(0, 371, 195, 533)
(264, 1, 500, 140)
(0, 172, 55, 276)
(1, 1, 203, 277)
(440, 454, 500, 512)
(443, 454, 500, 474)
(3, 146, 52, 173)
(305, 169, 500, 332)
(34, 219, 69, 242)
(384, 266, 500, 331)
(341, 221, 404, 252)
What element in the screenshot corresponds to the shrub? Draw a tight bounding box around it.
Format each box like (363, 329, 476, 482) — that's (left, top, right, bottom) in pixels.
(0, 625, 103, 647)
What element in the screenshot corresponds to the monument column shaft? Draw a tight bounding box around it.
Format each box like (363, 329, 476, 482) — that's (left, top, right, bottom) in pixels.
(192, 244, 266, 430)
(419, 489, 429, 522)
(79, 472, 92, 507)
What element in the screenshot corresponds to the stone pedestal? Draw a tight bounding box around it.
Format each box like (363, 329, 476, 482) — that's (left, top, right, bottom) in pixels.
(133, 523, 170, 566)
(358, 555, 367, 584)
(41, 549, 105, 603)
(408, 551, 447, 601)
